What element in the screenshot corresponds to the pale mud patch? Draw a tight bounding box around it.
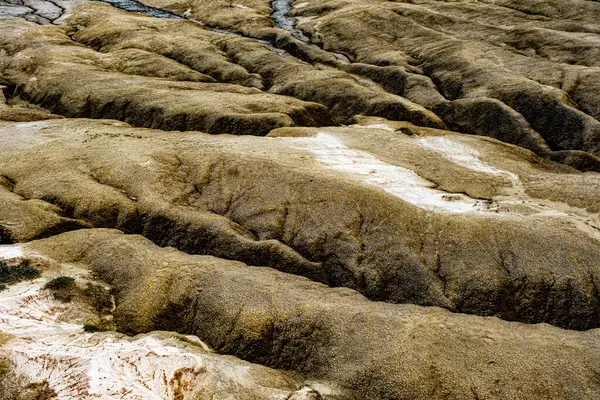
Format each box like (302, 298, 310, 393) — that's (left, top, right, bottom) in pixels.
(352, 123, 396, 132)
(0, 244, 24, 260)
(0, 120, 56, 151)
(283, 130, 600, 240)
(416, 136, 600, 219)
(418, 135, 527, 197)
(286, 132, 494, 213)
(0, 4, 32, 19)
(0, 0, 87, 23)
(0, 279, 297, 399)
(418, 136, 512, 176)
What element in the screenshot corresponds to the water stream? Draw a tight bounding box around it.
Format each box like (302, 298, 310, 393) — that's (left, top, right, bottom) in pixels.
(270, 0, 310, 42)
(92, 0, 299, 58)
(94, 0, 182, 18)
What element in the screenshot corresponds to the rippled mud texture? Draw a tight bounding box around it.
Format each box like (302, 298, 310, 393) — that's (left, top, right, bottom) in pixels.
(3, 1, 600, 169)
(2, 0, 600, 399)
(1, 119, 600, 332)
(0, 12, 336, 136)
(0, 3, 448, 137)
(125, 0, 600, 170)
(289, 0, 600, 154)
(22, 228, 600, 400)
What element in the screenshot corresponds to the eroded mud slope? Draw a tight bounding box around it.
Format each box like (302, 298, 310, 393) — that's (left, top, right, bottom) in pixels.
(1, 0, 600, 399)
(0, 244, 321, 399)
(15, 227, 600, 400)
(2, 1, 600, 170)
(131, 0, 600, 170)
(2, 118, 600, 331)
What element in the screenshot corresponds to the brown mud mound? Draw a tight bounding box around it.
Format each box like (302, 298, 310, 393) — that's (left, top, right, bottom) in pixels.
(3, 1, 600, 168)
(0, 3, 449, 134)
(132, 0, 600, 168)
(1, 118, 599, 331)
(0, 247, 320, 399)
(286, 0, 600, 156)
(26, 228, 600, 400)
(0, 17, 335, 135)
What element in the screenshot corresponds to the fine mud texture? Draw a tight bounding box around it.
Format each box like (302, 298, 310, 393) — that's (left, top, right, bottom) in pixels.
(130, 0, 600, 159)
(1, 119, 600, 332)
(1, 0, 600, 398)
(286, 0, 600, 158)
(24, 228, 600, 400)
(0, 247, 315, 399)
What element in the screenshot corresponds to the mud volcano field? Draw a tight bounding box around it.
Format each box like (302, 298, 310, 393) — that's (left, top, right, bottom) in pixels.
(1, 0, 600, 398)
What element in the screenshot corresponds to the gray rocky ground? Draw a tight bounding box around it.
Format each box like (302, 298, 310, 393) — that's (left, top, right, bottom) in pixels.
(0, 0, 599, 399)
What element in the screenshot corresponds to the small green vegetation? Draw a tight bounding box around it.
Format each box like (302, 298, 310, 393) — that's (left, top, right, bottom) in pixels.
(0, 259, 40, 285)
(83, 324, 107, 333)
(0, 283, 6, 292)
(42, 276, 115, 309)
(43, 276, 75, 290)
(43, 276, 76, 303)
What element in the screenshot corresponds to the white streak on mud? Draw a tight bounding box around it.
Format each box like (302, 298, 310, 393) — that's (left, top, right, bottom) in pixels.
(418, 136, 527, 197)
(0, 245, 24, 260)
(417, 136, 600, 239)
(419, 136, 507, 175)
(356, 123, 397, 132)
(287, 132, 600, 239)
(288, 132, 491, 213)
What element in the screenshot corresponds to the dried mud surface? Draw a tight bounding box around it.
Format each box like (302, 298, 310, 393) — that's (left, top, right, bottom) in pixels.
(1, 0, 600, 399)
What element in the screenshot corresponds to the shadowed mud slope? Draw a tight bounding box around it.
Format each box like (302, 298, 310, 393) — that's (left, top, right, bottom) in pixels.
(288, 0, 600, 155)
(1, 119, 600, 330)
(2, 0, 600, 168)
(1, 0, 600, 399)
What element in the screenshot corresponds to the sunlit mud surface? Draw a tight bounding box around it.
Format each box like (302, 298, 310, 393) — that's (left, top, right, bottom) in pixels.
(288, 132, 491, 213)
(0, 249, 307, 399)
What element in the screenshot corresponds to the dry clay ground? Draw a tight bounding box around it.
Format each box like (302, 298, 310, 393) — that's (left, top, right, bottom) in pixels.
(0, 0, 600, 399)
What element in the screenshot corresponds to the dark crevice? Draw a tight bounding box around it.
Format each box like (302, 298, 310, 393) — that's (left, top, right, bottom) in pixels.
(433, 253, 448, 299)
(96, 0, 446, 107)
(0, 175, 16, 192)
(0, 226, 16, 244)
(2, 0, 600, 334)
(0, 178, 94, 241)
(1, 84, 19, 102)
(66, 165, 326, 282)
(354, 209, 366, 271)
(28, 219, 92, 240)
